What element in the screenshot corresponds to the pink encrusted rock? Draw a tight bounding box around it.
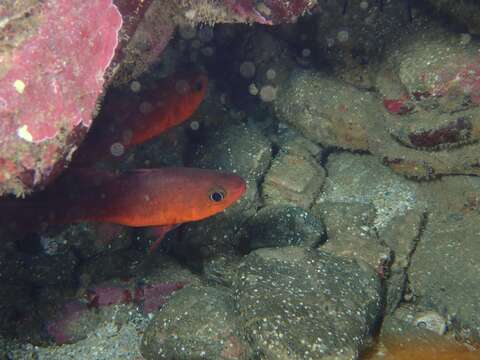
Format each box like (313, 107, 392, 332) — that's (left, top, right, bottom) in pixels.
(135, 282, 185, 314)
(45, 300, 91, 344)
(225, 0, 316, 24)
(0, 0, 122, 197)
(87, 282, 133, 308)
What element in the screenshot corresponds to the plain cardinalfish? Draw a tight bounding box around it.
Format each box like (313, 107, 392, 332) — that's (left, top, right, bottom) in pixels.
(0, 167, 246, 252)
(71, 71, 208, 166)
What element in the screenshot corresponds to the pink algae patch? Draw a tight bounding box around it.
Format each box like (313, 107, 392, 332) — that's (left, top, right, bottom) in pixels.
(0, 0, 122, 143)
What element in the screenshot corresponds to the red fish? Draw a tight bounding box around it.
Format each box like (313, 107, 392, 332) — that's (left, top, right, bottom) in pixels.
(1, 168, 246, 251)
(55, 167, 245, 227)
(71, 72, 208, 165)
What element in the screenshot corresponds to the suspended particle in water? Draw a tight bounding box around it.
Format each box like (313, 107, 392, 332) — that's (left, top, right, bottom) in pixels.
(239, 61, 256, 78)
(266, 69, 276, 80)
(326, 37, 335, 47)
(460, 33, 472, 45)
(139, 101, 154, 115)
(249, 83, 259, 96)
(337, 30, 349, 43)
(259, 85, 277, 102)
(302, 48, 311, 57)
(201, 47, 215, 56)
(130, 81, 141, 93)
(360, 1, 369, 10)
(110, 142, 125, 157)
(190, 120, 200, 130)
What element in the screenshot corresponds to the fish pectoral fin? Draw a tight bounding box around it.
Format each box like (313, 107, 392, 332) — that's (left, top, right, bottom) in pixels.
(147, 224, 180, 253)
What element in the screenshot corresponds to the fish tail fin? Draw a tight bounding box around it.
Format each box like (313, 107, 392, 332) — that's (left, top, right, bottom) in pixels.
(0, 197, 50, 237)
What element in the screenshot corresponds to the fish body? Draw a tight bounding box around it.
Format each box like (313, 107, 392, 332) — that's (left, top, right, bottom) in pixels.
(53, 167, 246, 227)
(0, 168, 245, 246)
(72, 72, 207, 165)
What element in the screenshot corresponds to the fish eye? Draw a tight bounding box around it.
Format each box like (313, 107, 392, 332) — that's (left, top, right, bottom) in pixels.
(193, 79, 204, 92)
(209, 189, 225, 202)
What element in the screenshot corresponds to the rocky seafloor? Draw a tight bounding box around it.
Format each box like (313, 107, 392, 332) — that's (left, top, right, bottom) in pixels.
(1, 1, 480, 359)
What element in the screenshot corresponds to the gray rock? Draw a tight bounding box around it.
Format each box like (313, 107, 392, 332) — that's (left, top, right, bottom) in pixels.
(271, 127, 323, 160)
(188, 121, 272, 184)
(423, 0, 480, 35)
(241, 205, 324, 251)
(274, 69, 380, 151)
(409, 176, 480, 342)
(57, 223, 133, 260)
(378, 211, 425, 314)
(317, 153, 422, 231)
(79, 248, 145, 284)
(141, 285, 251, 360)
(312, 201, 391, 274)
(8, 308, 148, 360)
(262, 149, 325, 209)
(234, 247, 381, 359)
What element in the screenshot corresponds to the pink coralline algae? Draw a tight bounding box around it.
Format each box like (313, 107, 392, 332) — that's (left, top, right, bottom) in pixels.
(45, 300, 90, 345)
(0, 0, 122, 196)
(432, 57, 480, 105)
(136, 282, 185, 314)
(87, 281, 185, 314)
(226, 0, 316, 24)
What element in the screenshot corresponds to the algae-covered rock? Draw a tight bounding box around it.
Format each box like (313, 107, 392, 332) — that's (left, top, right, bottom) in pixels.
(378, 211, 425, 314)
(234, 246, 381, 359)
(312, 201, 391, 273)
(262, 147, 325, 209)
(317, 153, 421, 230)
(274, 69, 378, 151)
(240, 205, 324, 251)
(409, 176, 480, 342)
(141, 285, 251, 360)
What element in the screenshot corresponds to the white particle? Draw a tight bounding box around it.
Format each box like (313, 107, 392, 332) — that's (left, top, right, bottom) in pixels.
(110, 142, 125, 157)
(239, 61, 256, 78)
(17, 125, 33, 142)
(337, 30, 349, 43)
(190, 120, 200, 130)
(14, 79, 26, 94)
(302, 48, 311, 57)
(249, 83, 259, 96)
(130, 81, 141, 93)
(266, 68, 276, 80)
(259, 85, 277, 102)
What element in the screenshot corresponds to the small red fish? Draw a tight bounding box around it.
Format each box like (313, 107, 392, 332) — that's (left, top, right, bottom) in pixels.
(71, 71, 208, 165)
(0, 168, 246, 251)
(55, 167, 245, 227)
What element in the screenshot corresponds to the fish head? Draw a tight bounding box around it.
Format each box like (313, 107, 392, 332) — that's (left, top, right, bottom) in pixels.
(170, 168, 246, 222)
(171, 72, 208, 120)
